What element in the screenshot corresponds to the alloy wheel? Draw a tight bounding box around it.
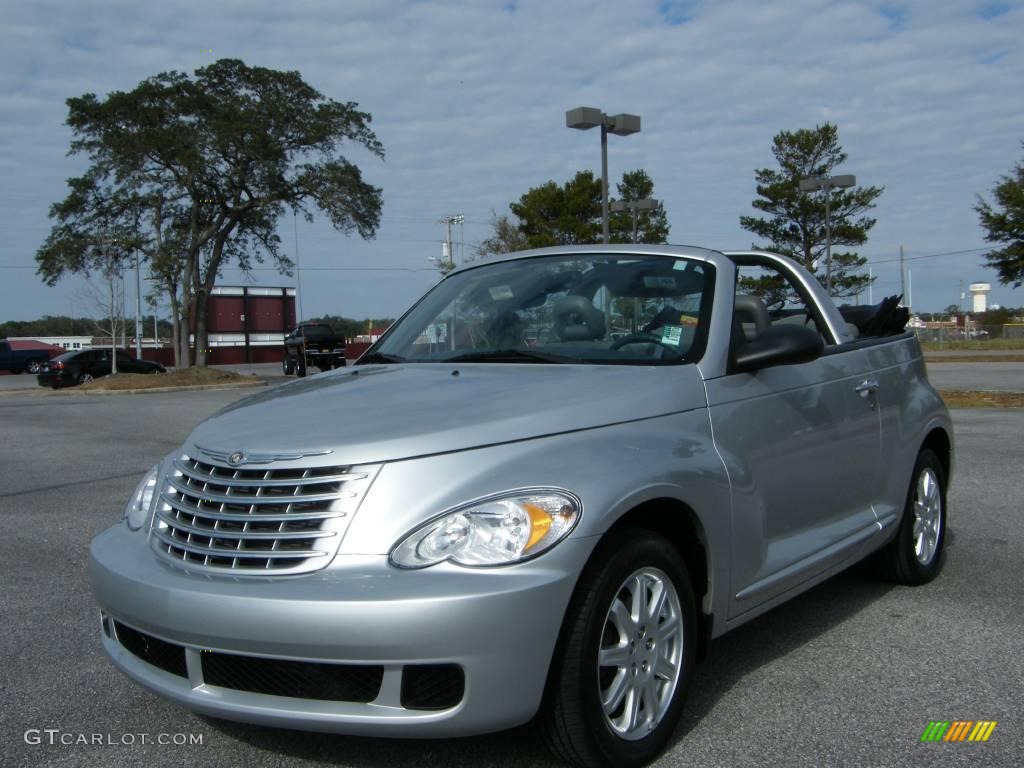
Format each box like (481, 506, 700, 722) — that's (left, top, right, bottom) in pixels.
(598, 567, 684, 741)
(912, 467, 942, 565)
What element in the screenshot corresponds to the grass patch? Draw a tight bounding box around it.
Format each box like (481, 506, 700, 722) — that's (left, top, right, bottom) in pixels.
(939, 390, 1024, 408)
(926, 355, 1024, 363)
(79, 367, 252, 391)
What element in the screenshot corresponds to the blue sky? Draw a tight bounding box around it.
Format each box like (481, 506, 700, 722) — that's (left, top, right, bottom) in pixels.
(1, 0, 1022, 323)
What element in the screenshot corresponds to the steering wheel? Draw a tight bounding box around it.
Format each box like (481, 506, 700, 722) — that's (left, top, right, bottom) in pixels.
(610, 333, 683, 358)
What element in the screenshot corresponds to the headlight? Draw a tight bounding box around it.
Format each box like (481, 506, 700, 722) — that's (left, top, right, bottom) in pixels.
(123, 464, 160, 531)
(389, 490, 581, 569)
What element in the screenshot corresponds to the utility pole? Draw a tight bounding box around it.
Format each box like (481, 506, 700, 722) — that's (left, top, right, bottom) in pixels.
(293, 212, 303, 323)
(437, 214, 464, 271)
(868, 267, 873, 305)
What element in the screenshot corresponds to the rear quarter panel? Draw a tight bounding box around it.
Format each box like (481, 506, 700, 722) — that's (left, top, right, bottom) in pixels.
(843, 333, 952, 525)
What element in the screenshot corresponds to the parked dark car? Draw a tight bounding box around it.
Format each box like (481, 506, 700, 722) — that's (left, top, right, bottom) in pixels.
(0, 340, 53, 374)
(37, 349, 166, 388)
(283, 323, 346, 377)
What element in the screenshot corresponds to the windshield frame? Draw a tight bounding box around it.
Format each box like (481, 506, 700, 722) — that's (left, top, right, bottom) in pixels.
(357, 250, 716, 367)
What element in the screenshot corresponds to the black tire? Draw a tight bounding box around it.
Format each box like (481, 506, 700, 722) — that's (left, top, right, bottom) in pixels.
(539, 530, 696, 768)
(295, 356, 307, 378)
(878, 448, 946, 585)
(77, 372, 94, 385)
(283, 357, 295, 376)
(27, 360, 42, 374)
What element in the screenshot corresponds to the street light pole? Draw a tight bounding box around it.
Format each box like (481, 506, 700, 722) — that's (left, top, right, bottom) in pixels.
(600, 124, 609, 244)
(610, 198, 658, 244)
(134, 249, 143, 358)
(798, 173, 856, 296)
(566, 107, 641, 245)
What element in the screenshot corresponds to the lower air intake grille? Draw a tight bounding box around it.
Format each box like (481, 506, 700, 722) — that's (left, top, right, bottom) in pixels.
(114, 621, 188, 678)
(202, 653, 384, 703)
(400, 664, 465, 710)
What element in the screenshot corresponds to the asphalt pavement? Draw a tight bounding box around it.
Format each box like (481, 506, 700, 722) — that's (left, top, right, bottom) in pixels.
(0, 389, 1021, 768)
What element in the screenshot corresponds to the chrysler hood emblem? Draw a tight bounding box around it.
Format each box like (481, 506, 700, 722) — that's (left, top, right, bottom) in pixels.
(196, 444, 334, 466)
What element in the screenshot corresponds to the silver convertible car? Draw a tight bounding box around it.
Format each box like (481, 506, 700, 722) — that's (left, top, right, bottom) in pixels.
(89, 245, 951, 768)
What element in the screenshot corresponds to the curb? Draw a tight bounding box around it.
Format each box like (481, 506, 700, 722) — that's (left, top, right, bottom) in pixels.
(0, 380, 267, 397)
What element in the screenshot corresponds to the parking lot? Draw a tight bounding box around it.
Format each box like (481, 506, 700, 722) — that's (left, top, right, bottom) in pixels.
(1, 386, 1021, 767)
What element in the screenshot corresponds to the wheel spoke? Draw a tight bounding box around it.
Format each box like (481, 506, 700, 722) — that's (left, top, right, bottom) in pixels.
(641, 678, 660, 725)
(658, 618, 681, 645)
(609, 598, 635, 637)
(630, 574, 649, 625)
(623, 685, 642, 732)
(601, 669, 629, 715)
(654, 656, 676, 682)
(648, 581, 667, 623)
(599, 643, 631, 669)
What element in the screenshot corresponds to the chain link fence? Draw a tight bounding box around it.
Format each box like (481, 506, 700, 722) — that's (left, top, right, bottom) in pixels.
(914, 324, 1024, 344)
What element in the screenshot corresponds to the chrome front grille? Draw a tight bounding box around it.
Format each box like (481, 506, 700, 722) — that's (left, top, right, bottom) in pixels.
(151, 454, 375, 575)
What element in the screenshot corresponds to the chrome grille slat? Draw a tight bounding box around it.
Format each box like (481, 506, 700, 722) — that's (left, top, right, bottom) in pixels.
(153, 528, 326, 559)
(151, 453, 373, 575)
(172, 458, 365, 487)
(159, 493, 341, 522)
(165, 475, 348, 505)
(153, 512, 337, 540)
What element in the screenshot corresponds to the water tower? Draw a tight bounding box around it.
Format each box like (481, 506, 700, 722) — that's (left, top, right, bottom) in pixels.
(969, 282, 991, 313)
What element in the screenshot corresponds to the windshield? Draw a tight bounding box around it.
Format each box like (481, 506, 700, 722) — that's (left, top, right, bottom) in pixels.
(364, 253, 712, 365)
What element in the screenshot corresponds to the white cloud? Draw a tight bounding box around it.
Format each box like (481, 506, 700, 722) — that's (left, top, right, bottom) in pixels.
(1, 0, 1022, 321)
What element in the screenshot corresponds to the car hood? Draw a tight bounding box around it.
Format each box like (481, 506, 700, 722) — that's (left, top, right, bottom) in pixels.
(186, 363, 708, 466)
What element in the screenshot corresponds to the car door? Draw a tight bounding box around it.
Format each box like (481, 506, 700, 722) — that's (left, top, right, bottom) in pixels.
(706, 267, 883, 620)
(93, 350, 113, 378)
(117, 351, 139, 373)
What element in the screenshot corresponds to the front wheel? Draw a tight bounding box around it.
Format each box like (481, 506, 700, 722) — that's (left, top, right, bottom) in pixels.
(539, 530, 696, 768)
(282, 357, 295, 376)
(77, 372, 94, 385)
(295, 356, 307, 378)
(878, 448, 946, 585)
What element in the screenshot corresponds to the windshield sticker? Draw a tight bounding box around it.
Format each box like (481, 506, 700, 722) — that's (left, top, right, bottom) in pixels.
(643, 276, 677, 290)
(679, 314, 699, 326)
(489, 285, 514, 300)
(673, 261, 688, 270)
(660, 324, 683, 346)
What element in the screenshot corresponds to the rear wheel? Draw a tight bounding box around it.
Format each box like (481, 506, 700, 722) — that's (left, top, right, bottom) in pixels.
(27, 361, 42, 374)
(539, 530, 696, 768)
(878, 448, 946, 585)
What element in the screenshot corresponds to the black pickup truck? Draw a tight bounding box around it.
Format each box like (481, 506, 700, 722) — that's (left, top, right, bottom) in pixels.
(0, 340, 53, 374)
(282, 323, 346, 377)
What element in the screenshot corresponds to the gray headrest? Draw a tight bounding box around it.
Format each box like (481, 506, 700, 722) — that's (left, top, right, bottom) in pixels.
(553, 296, 606, 341)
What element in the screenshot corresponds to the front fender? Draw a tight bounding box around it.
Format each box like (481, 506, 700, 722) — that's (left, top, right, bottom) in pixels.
(337, 409, 731, 624)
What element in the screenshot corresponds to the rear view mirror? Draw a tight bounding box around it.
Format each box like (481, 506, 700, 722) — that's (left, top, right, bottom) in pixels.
(733, 325, 824, 372)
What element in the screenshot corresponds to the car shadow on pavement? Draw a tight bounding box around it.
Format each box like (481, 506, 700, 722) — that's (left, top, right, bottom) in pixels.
(199, 561, 900, 767)
(667, 559, 897, 749)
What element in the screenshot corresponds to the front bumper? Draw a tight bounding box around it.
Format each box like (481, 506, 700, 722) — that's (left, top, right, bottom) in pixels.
(89, 524, 594, 737)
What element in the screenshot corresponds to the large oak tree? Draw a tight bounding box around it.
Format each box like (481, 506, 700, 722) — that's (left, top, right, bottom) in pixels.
(37, 59, 384, 367)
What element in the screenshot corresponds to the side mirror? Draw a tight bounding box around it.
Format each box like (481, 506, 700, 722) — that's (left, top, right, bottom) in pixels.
(733, 324, 824, 372)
